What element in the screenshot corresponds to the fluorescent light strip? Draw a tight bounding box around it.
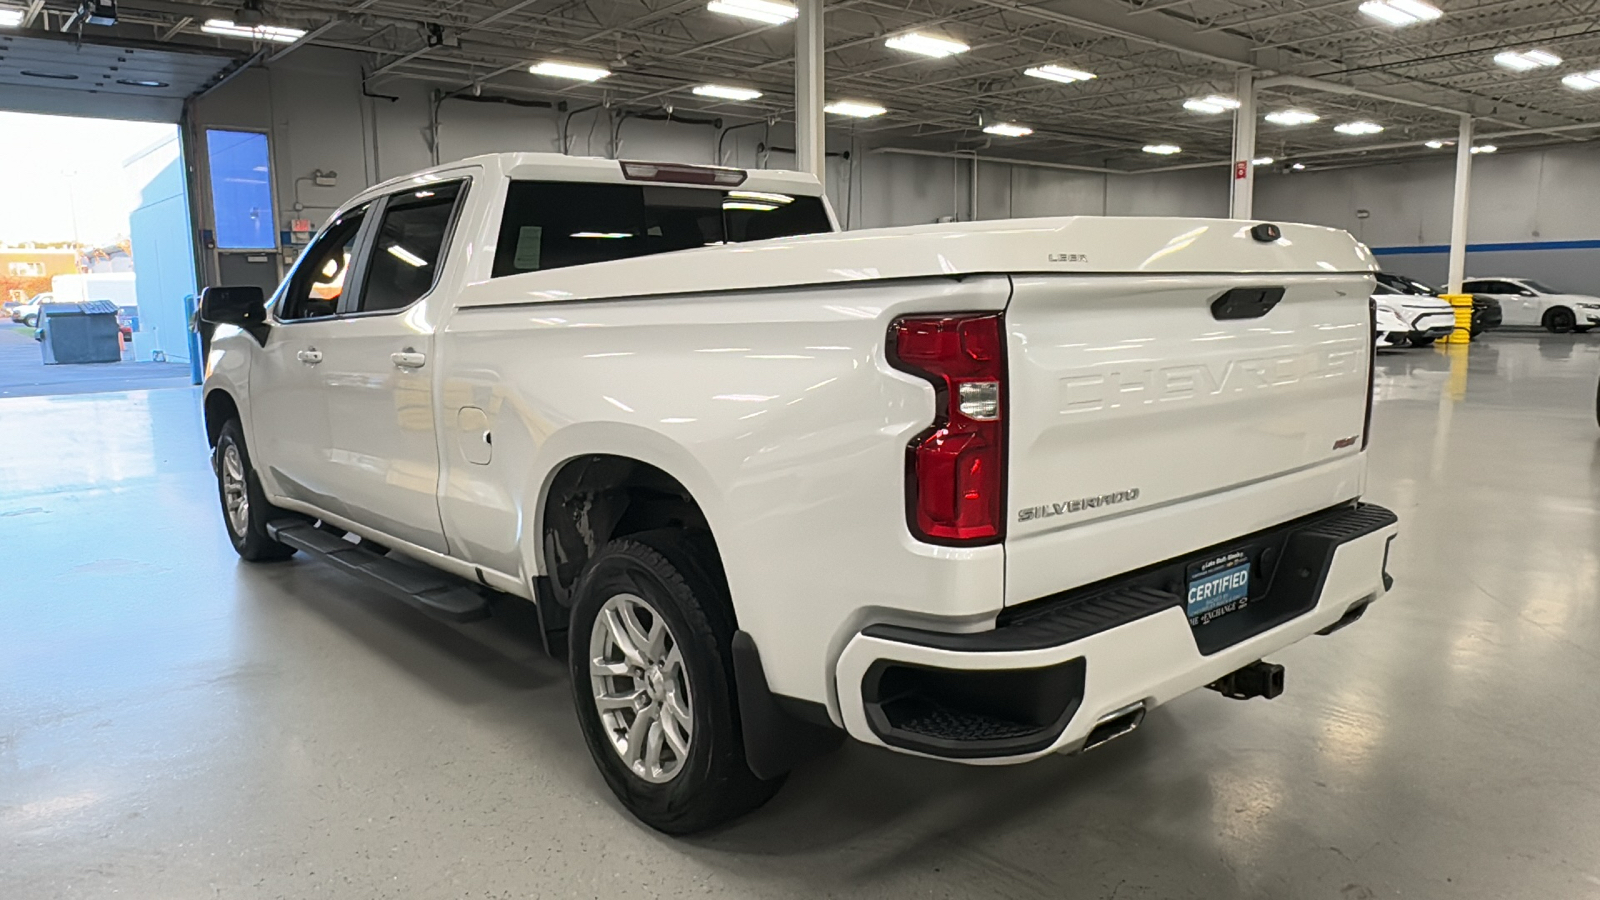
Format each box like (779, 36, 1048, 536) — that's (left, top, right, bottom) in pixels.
(529, 61, 611, 82)
(693, 84, 762, 101)
(1495, 48, 1562, 71)
(386, 244, 428, 267)
(0, 9, 24, 27)
(823, 100, 886, 118)
(1252, 156, 1274, 166)
(570, 232, 633, 239)
(982, 122, 1032, 137)
(1471, 144, 1497, 154)
(727, 190, 793, 204)
(1265, 109, 1320, 126)
(201, 19, 307, 43)
(1142, 143, 1181, 155)
(1183, 95, 1239, 114)
(885, 32, 969, 58)
(1424, 139, 1450, 149)
(724, 201, 779, 211)
(1561, 71, 1600, 91)
(1334, 120, 1384, 135)
(1358, 0, 1441, 25)
(705, 0, 797, 25)
(1024, 64, 1095, 84)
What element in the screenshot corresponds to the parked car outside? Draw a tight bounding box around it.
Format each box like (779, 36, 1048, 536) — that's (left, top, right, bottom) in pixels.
(1461, 277, 1600, 333)
(10, 292, 51, 327)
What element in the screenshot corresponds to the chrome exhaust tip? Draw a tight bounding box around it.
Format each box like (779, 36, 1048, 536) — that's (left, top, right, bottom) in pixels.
(1080, 702, 1147, 752)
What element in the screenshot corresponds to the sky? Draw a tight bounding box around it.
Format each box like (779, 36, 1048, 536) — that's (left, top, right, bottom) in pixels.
(0, 112, 179, 246)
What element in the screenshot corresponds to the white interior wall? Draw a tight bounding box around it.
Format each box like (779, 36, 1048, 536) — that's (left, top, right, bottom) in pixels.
(185, 48, 1600, 291)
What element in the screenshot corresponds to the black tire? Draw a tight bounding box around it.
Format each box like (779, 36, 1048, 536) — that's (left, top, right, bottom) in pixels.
(1545, 307, 1576, 334)
(1410, 336, 1436, 347)
(214, 418, 297, 562)
(567, 530, 782, 834)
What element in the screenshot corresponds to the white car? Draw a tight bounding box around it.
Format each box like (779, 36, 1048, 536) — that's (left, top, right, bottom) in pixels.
(10, 292, 49, 327)
(1373, 281, 1456, 347)
(1460, 277, 1600, 333)
(1375, 302, 1412, 348)
(198, 153, 1398, 834)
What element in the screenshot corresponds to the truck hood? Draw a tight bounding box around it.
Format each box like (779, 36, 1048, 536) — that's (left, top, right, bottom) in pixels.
(458, 217, 1376, 308)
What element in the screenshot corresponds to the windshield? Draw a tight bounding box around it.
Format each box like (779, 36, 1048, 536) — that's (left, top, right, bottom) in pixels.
(1375, 272, 1436, 295)
(492, 181, 834, 278)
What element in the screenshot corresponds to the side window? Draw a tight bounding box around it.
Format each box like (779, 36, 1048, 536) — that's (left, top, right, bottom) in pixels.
(279, 205, 368, 321)
(357, 182, 466, 313)
(1462, 281, 1492, 294)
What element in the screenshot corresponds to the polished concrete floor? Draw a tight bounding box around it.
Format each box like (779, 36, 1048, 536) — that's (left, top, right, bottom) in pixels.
(4, 332, 1600, 899)
(0, 321, 193, 399)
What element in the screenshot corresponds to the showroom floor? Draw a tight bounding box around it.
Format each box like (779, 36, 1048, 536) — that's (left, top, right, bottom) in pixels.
(3, 333, 1600, 899)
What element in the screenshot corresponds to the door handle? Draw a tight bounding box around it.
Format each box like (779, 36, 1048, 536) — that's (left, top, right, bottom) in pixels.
(391, 350, 427, 369)
(296, 348, 323, 364)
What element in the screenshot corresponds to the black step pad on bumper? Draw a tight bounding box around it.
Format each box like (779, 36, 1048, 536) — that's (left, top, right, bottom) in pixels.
(267, 520, 491, 623)
(865, 502, 1398, 656)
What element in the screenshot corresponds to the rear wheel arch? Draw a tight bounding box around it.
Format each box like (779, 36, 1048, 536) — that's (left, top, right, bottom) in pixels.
(537, 454, 730, 639)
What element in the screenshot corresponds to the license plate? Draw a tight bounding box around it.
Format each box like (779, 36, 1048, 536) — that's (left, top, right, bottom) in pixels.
(1187, 551, 1251, 625)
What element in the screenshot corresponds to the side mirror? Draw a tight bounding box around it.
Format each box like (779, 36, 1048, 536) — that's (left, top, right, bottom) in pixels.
(199, 286, 267, 327)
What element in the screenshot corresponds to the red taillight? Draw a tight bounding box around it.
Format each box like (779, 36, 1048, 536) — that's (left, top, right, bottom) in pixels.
(1364, 298, 1376, 450)
(889, 314, 1006, 545)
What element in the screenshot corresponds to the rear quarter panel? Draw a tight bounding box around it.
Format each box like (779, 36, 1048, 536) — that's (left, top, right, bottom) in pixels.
(436, 276, 1012, 707)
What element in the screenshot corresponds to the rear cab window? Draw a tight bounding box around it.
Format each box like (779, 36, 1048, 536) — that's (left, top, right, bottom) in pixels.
(490, 181, 832, 278)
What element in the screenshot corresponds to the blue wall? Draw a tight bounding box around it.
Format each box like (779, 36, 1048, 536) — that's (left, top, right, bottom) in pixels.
(125, 132, 198, 364)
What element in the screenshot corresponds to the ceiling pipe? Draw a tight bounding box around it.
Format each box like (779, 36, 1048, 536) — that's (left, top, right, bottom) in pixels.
(1254, 74, 1582, 143)
(872, 146, 1233, 175)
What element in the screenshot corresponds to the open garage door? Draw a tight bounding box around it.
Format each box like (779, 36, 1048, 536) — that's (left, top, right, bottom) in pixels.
(0, 34, 238, 396)
(0, 30, 238, 122)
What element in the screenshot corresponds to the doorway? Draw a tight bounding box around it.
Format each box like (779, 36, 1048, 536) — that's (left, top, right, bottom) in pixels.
(0, 111, 199, 399)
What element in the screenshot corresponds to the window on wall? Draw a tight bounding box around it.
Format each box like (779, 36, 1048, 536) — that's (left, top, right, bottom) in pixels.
(206, 130, 277, 250)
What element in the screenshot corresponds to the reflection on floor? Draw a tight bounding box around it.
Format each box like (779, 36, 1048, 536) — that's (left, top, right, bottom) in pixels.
(3, 331, 1600, 898)
(0, 321, 192, 398)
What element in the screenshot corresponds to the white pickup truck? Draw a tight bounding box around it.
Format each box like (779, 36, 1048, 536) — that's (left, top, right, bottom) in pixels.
(200, 152, 1398, 834)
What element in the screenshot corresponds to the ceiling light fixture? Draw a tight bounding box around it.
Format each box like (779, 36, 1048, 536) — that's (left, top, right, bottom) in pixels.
(1335, 120, 1384, 135)
(706, 0, 797, 25)
(0, 8, 24, 27)
(1183, 95, 1239, 114)
(982, 122, 1032, 137)
(823, 100, 887, 117)
(693, 84, 763, 101)
(1142, 143, 1182, 155)
(885, 32, 969, 58)
(1494, 48, 1561, 71)
(1562, 70, 1600, 91)
(1471, 144, 1497, 154)
(116, 78, 169, 87)
(1265, 109, 1320, 126)
(1024, 64, 1095, 84)
(1291, 163, 1307, 171)
(528, 61, 611, 81)
(1424, 139, 1453, 149)
(1358, 0, 1442, 26)
(570, 232, 634, 239)
(201, 19, 306, 42)
(1252, 156, 1274, 166)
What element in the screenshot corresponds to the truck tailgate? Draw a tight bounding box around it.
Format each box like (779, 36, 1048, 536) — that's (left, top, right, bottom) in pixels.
(1004, 272, 1373, 604)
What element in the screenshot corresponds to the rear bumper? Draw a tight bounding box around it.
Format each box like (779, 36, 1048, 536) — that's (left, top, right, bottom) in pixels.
(834, 503, 1398, 763)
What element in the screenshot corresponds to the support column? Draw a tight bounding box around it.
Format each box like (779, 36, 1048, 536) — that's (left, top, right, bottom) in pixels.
(1446, 114, 1474, 294)
(1229, 68, 1256, 220)
(794, 0, 826, 182)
